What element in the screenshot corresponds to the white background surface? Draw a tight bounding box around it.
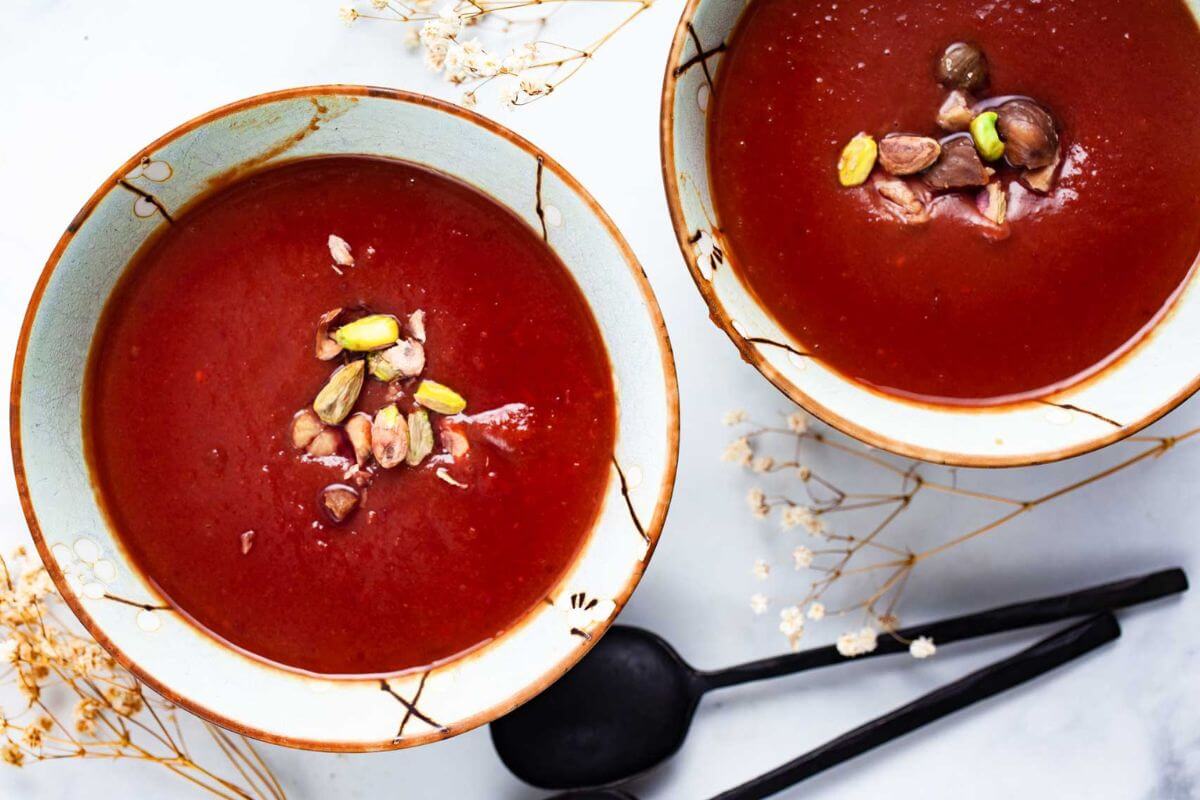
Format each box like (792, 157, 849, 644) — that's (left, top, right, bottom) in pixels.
(2, 1, 1198, 798)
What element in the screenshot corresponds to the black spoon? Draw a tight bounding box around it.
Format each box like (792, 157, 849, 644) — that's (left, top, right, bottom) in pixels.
(492, 568, 1185, 789)
(545, 612, 1120, 800)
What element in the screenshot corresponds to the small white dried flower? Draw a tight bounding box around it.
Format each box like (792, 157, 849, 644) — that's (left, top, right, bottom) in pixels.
(749, 593, 769, 615)
(779, 605, 805, 636)
(339, 6, 360, 23)
(519, 77, 551, 98)
(781, 504, 823, 535)
(328, 234, 355, 266)
(787, 411, 810, 433)
(371, 0, 389, 8)
(806, 601, 826, 620)
(910, 636, 937, 659)
(792, 545, 814, 569)
(722, 409, 748, 426)
(502, 43, 538, 73)
(721, 437, 753, 466)
(751, 456, 774, 473)
(499, 84, 520, 107)
(461, 90, 478, 108)
(751, 559, 770, 580)
(746, 488, 769, 519)
(836, 627, 879, 657)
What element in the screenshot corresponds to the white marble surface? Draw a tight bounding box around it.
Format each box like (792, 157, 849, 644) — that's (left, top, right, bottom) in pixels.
(2, 1, 1198, 798)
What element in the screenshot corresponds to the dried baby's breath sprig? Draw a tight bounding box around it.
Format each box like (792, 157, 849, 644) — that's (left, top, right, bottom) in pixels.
(339, 0, 655, 108)
(725, 410, 1200, 659)
(0, 550, 286, 799)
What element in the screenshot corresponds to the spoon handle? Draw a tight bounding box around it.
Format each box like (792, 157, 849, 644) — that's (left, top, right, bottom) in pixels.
(695, 567, 1183, 691)
(710, 612, 1119, 800)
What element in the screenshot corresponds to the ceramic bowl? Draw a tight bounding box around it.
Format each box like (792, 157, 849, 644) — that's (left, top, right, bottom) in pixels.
(12, 86, 678, 751)
(661, 0, 1200, 467)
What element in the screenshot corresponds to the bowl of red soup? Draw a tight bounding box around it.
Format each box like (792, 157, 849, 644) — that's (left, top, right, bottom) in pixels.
(663, 0, 1200, 465)
(12, 87, 678, 749)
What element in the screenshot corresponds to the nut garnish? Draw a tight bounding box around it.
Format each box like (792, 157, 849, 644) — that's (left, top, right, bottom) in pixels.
(328, 234, 355, 267)
(878, 135, 941, 175)
(371, 404, 409, 469)
(936, 42, 988, 92)
(319, 484, 360, 523)
(333, 314, 401, 352)
(414, 380, 467, 415)
(441, 428, 470, 458)
(313, 360, 365, 424)
(368, 339, 425, 382)
(240, 530, 256, 555)
(315, 308, 345, 361)
(406, 409, 434, 466)
(345, 412, 373, 467)
(876, 179, 931, 224)
(996, 99, 1059, 169)
(924, 137, 991, 190)
(937, 91, 975, 132)
(290, 408, 324, 450)
(305, 427, 344, 458)
(1023, 148, 1061, 193)
(969, 111, 1005, 162)
(837, 133, 878, 187)
(435, 468, 468, 489)
(981, 181, 1008, 225)
(409, 309, 427, 342)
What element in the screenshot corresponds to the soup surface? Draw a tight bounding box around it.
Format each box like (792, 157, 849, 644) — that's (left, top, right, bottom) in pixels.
(709, 0, 1200, 404)
(86, 156, 616, 675)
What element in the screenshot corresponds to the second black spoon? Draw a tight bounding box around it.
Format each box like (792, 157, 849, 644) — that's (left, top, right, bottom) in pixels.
(491, 568, 1185, 789)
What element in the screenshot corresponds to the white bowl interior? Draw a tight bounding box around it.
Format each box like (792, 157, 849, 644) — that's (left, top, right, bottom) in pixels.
(15, 89, 676, 749)
(664, 0, 1200, 466)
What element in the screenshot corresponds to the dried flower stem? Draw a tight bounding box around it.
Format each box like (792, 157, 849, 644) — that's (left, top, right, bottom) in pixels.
(727, 410, 1198, 655)
(0, 550, 285, 797)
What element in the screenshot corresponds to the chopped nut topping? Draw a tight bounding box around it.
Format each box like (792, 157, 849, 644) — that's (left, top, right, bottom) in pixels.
(305, 427, 344, 458)
(435, 468, 468, 489)
(996, 99, 1059, 169)
(414, 380, 467, 415)
(937, 91, 975, 132)
(371, 404, 409, 469)
(936, 42, 988, 92)
(345, 412, 373, 467)
(313, 360, 365, 425)
(875, 178, 931, 224)
(409, 309, 426, 343)
(980, 181, 1008, 225)
(441, 428, 470, 458)
(878, 135, 941, 175)
(924, 137, 991, 190)
(368, 339, 425, 382)
(1023, 148, 1061, 193)
(315, 308, 345, 361)
(333, 314, 401, 352)
(838, 133, 878, 187)
(290, 408, 324, 450)
(320, 484, 360, 523)
(406, 409, 434, 466)
(328, 234, 355, 267)
(240, 530, 256, 555)
(969, 111, 1005, 162)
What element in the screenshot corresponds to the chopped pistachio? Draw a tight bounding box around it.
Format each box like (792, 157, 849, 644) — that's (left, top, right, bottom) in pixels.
(435, 468, 468, 489)
(368, 339, 425, 382)
(837, 133, 878, 187)
(969, 111, 1005, 162)
(313, 360, 365, 424)
(328, 234, 355, 267)
(408, 309, 426, 343)
(305, 427, 344, 458)
(320, 483, 359, 523)
(441, 428, 470, 458)
(290, 408, 324, 450)
(315, 308, 345, 361)
(333, 314, 400, 352)
(981, 182, 1008, 225)
(345, 412, 373, 467)
(937, 91, 975, 132)
(372, 404, 409, 469)
(414, 380, 467, 415)
(406, 409, 434, 466)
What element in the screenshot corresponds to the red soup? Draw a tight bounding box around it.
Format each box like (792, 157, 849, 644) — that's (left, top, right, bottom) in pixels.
(709, 0, 1200, 404)
(86, 156, 616, 675)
